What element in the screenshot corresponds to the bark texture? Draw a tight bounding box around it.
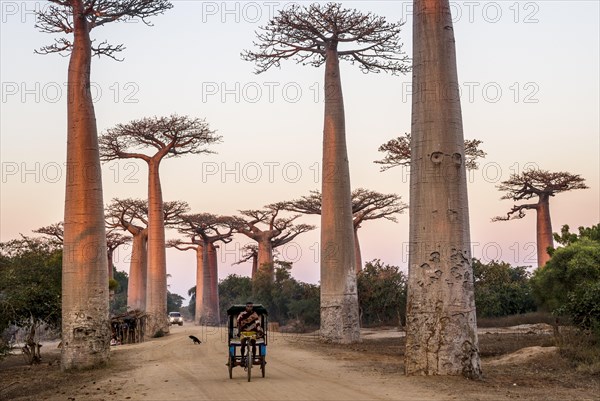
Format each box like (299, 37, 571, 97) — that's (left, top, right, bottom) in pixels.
(320, 46, 360, 344)
(195, 246, 205, 325)
(207, 243, 220, 324)
(405, 0, 481, 378)
(353, 228, 363, 274)
(536, 196, 553, 267)
(146, 160, 168, 336)
(61, 0, 110, 370)
(127, 228, 148, 311)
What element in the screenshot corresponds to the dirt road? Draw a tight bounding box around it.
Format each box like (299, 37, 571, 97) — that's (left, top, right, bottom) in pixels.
(3, 324, 599, 401)
(29, 325, 451, 401)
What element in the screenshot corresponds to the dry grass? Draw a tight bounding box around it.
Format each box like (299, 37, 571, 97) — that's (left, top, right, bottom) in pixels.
(477, 311, 557, 328)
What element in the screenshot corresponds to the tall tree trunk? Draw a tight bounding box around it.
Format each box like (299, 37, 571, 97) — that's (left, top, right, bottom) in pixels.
(353, 228, 363, 274)
(251, 254, 258, 280)
(207, 242, 220, 325)
(257, 238, 274, 278)
(146, 160, 168, 336)
(61, 0, 110, 370)
(320, 45, 360, 344)
(194, 246, 204, 325)
(107, 249, 114, 281)
(127, 230, 147, 311)
(536, 195, 553, 267)
(406, 0, 481, 378)
(198, 240, 213, 325)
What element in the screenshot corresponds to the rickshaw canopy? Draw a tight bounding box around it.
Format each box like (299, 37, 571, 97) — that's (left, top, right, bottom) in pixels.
(227, 304, 268, 316)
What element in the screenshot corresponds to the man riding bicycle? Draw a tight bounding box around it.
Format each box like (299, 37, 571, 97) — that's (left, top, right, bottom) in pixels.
(237, 302, 264, 366)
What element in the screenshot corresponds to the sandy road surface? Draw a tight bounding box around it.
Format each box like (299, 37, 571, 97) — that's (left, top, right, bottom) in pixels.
(34, 325, 453, 401)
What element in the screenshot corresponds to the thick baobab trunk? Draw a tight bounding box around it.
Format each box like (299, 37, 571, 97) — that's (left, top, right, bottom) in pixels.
(405, 0, 481, 378)
(207, 243, 220, 325)
(251, 254, 258, 279)
(127, 230, 148, 311)
(194, 246, 204, 325)
(353, 228, 363, 274)
(146, 160, 168, 336)
(536, 195, 553, 267)
(257, 238, 274, 277)
(107, 249, 115, 281)
(61, 0, 110, 370)
(320, 45, 360, 344)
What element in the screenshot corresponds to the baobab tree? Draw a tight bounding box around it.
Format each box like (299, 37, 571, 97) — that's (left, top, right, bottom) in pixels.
(234, 204, 315, 281)
(106, 199, 148, 312)
(243, 2, 409, 343)
(106, 198, 189, 313)
(233, 244, 259, 278)
(284, 189, 407, 273)
(100, 115, 220, 336)
(375, 133, 486, 171)
(35, 0, 172, 370)
(406, 0, 481, 377)
(493, 170, 588, 267)
(169, 213, 234, 325)
(33, 222, 64, 246)
(105, 231, 130, 281)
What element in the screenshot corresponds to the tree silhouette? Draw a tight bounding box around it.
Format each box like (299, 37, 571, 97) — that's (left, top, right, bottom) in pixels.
(284, 189, 407, 272)
(493, 170, 588, 267)
(169, 213, 234, 325)
(243, 2, 409, 343)
(106, 198, 189, 312)
(233, 244, 259, 278)
(406, 0, 481, 377)
(100, 115, 220, 336)
(33, 222, 64, 246)
(36, 0, 172, 370)
(375, 133, 486, 171)
(233, 203, 315, 284)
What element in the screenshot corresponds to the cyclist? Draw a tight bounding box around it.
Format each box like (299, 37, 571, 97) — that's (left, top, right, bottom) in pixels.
(237, 302, 263, 366)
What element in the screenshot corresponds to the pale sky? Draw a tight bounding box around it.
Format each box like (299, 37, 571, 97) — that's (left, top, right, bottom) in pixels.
(1, 1, 599, 301)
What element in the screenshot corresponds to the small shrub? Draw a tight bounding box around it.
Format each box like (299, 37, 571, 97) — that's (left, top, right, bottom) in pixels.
(555, 326, 600, 375)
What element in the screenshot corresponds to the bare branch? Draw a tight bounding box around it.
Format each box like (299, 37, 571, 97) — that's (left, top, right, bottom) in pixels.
(375, 133, 486, 171)
(282, 188, 407, 227)
(494, 169, 588, 221)
(36, 0, 173, 58)
(99, 115, 221, 163)
(242, 3, 409, 75)
(33, 222, 64, 245)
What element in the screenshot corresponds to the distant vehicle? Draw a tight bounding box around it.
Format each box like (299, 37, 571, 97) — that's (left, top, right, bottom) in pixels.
(168, 311, 183, 326)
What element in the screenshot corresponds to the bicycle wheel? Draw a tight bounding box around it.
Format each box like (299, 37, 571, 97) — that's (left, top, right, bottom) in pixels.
(228, 356, 233, 379)
(261, 356, 266, 378)
(246, 344, 252, 382)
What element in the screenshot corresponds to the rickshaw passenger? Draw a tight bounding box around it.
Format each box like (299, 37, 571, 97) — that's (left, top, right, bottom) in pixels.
(237, 302, 264, 365)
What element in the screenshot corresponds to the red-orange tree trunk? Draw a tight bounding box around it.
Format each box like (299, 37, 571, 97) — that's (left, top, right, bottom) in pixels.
(61, 0, 110, 370)
(536, 196, 553, 267)
(127, 229, 148, 311)
(146, 160, 168, 336)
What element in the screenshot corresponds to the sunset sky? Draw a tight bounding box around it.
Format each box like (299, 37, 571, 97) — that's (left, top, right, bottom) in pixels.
(1, 1, 598, 301)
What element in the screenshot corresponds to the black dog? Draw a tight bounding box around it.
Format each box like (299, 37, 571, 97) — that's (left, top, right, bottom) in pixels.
(189, 335, 202, 344)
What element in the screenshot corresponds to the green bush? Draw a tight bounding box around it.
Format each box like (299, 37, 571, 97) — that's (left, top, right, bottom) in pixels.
(472, 259, 536, 318)
(357, 259, 407, 327)
(531, 238, 600, 314)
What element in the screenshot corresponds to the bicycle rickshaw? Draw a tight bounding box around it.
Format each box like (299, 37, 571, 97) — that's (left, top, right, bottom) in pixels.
(226, 304, 268, 381)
